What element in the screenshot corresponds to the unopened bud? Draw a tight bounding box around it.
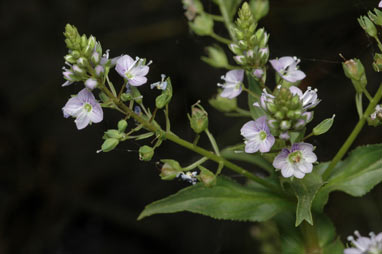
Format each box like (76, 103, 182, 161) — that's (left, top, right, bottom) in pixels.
(342, 58, 367, 93)
(64, 54, 76, 64)
(121, 92, 132, 102)
(83, 35, 96, 56)
(139, 145, 154, 161)
(104, 129, 123, 139)
(85, 78, 98, 90)
(373, 53, 382, 72)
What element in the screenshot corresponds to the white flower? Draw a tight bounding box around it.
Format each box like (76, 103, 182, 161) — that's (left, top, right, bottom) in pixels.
(270, 56, 306, 83)
(150, 74, 168, 90)
(217, 69, 244, 99)
(289, 86, 320, 110)
(273, 142, 317, 179)
(62, 88, 103, 130)
(379, 0, 382, 8)
(345, 231, 382, 254)
(115, 55, 150, 86)
(371, 105, 382, 120)
(240, 116, 275, 153)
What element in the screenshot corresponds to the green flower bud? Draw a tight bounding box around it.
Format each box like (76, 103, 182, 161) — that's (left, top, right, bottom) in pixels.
(160, 159, 182, 180)
(71, 50, 81, 59)
(188, 103, 208, 134)
(201, 45, 228, 68)
(313, 115, 335, 136)
(64, 54, 77, 64)
(139, 145, 154, 161)
(255, 28, 269, 48)
(182, 0, 204, 21)
(250, 0, 269, 21)
(83, 35, 96, 56)
(101, 138, 119, 152)
(208, 90, 237, 112)
(358, 16, 377, 38)
(77, 57, 88, 68)
(274, 111, 285, 120)
(189, 14, 214, 36)
(267, 103, 277, 114)
(342, 58, 367, 93)
(104, 129, 123, 139)
(80, 34, 88, 49)
(368, 9, 382, 26)
(99, 92, 110, 103)
(118, 120, 128, 133)
(64, 24, 81, 50)
(198, 166, 216, 187)
(280, 120, 291, 130)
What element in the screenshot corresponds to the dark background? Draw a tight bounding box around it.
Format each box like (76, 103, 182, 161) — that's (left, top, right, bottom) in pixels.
(1, 0, 382, 253)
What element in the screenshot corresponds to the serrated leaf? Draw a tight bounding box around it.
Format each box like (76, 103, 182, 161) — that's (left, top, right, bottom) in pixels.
(291, 172, 323, 226)
(313, 144, 382, 211)
(138, 177, 291, 221)
(247, 72, 265, 120)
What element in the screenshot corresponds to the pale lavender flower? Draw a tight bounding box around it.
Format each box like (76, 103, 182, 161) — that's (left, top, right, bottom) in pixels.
(115, 55, 150, 86)
(273, 142, 317, 179)
(240, 116, 275, 153)
(85, 78, 98, 90)
(62, 68, 75, 87)
(345, 231, 382, 254)
(217, 69, 244, 99)
(371, 105, 382, 120)
(62, 88, 103, 130)
(270, 56, 306, 83)
(150, 74, 168, 90)
(289, 86, 320, 110)
(379, 0, 382, 8)
(253, 68, 264, 79)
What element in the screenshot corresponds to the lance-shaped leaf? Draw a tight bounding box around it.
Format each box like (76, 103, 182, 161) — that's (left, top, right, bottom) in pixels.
(138, 177, 291, 221)
(313, 144, 382, 211)
(291, 172, 323, 226)
(246, 72, 265, 120)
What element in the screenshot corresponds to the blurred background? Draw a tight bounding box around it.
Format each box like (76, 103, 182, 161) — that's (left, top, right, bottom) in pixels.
(1, 0, 382, 253)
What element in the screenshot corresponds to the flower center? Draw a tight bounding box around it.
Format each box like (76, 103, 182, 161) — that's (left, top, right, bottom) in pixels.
(84, 103, 92, 112)
(259, 131, 267, 141)
(125, 72, 134, 79)
(288, 151, 302, 163)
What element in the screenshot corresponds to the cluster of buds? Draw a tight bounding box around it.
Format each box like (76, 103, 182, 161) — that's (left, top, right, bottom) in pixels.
(255, 85, 319, 139)
(62, 24, 113, 89)
(369, 104, 382, 126)
(229, 2, 269, 70)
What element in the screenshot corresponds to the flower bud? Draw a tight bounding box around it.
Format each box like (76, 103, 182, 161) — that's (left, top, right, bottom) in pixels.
(250, 0, 269, 21)
(72, 64, 85, 75)
(139, 145, 154, 161)
(160, 159, 183, 180)
(101, 138, 119, 152)
(118, 119, 128, 133)
(209, 90, 237, 112)
(358, 16, 377, 38)
(71, 50, 81, 59)
(95, 65, 105, 77)
(229, 43, 242, 55)
(189, 14, 213, 36)
(80, 34, 88, 49)
(280, 120, 291, 130)
(201, 45, 229, 68)
(198, 166, 216, 187)
(83, 35, 96, 56)
(313, 115, 335, 136)
(188, 103, 208, 134)
(64, 54, 77, 64)
(90, 51, 100, 65)
(121, 92, 133, 102)
(77, 57, 88, 67)
(99, 92, 109, 103)
(255, 28, 269, 47)
(85, 78, 98, 90)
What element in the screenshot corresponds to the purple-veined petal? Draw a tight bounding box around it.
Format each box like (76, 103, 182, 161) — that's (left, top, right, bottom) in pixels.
(62, 96, 83, 118)
(245, 140, 260, 153)
(74, 111, 91, 130)
(281, 164, 294, 178)
(225, 69, 244, 83)
(240, 121, 257, 138)
(282, 70, 306, 83)
(129, 76, 148, 86)
(89, 104, 103, 123)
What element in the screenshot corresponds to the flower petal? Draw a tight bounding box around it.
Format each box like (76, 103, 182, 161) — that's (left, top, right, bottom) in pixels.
(74, 111, 90, 130)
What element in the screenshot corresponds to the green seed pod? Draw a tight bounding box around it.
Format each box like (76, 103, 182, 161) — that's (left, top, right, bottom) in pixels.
(342, 58, 367, 93)
(104, 129, 123, 139)
(101, 138, 119, 152)
(188, 103, 208, 134)
(160, 159, 182, 180)
(139, 145, 154, 161)
(358, 16, 377, 38)
(198, 166, 216, 187)
(189, 14, 214, 36)
(117, 120, 128, 133)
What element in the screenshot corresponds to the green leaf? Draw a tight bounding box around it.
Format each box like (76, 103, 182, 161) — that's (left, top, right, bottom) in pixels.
(313, 144, 382, 211)
(291, 172, 323, 226)
(313, 115, 335, 136)
(138, 177, 291, 221)
(247, 72, 265, 120)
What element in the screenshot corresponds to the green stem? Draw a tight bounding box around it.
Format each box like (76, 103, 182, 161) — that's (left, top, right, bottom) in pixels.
(165, 104, 171, 132)
(210, 32, 231, 45)
(301, 221, 322, 254)
(100, 85, 283, 194)
(216, 0, 235, 39)
(183, 157, 208, 171)
(205, 129, 220, 156)
(323, 84, 382, 180)
(235, 107, 252, 117)
(243, 86, 260, 99)
(206, 13, 224, 22)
